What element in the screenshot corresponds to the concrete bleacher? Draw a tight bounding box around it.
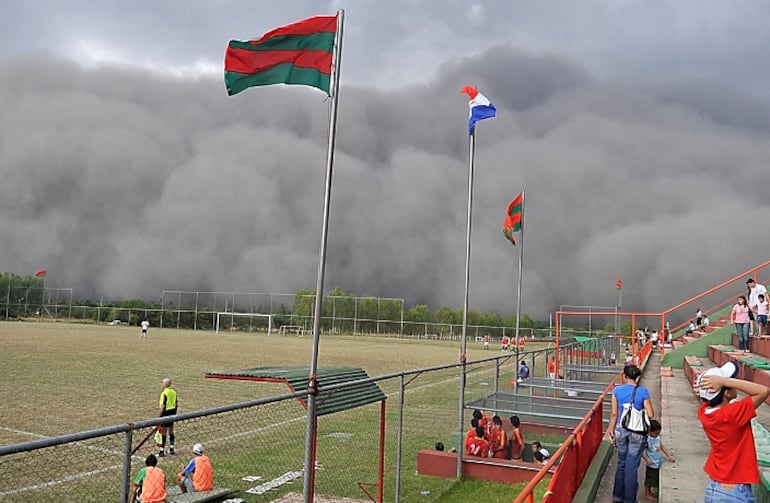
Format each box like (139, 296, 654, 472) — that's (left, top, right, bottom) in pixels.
(660, 316, 733, 369)
(597, 345, 770, 502)
(167, 487, 238, 503)
(593, 269, 770, 501)
(416, 449, 554, 484)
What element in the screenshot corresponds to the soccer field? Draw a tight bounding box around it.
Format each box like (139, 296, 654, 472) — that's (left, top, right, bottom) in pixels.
(0, 321, 512, 438)
(0, 321, 556, 502)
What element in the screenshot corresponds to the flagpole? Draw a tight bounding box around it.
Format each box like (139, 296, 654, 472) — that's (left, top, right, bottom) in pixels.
(303, 10, 344, 503)
(514, 190, 526, 377)
(457, 127, 475, 478)
(41, 274, 46, 319)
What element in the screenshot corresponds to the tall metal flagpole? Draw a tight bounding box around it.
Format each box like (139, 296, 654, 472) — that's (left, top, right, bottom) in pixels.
(457, 128, 476, 477)
(514, 190, 526, 376)
(302, 10, 344, 503)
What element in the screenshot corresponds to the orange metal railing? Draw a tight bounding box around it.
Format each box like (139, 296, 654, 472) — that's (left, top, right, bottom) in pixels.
(555, 311, 659, 376)
(512, 375, 621, 503)
(554, 261, 770, 361)
(515, 263, 770, 501)
(659, 261, 770, 355)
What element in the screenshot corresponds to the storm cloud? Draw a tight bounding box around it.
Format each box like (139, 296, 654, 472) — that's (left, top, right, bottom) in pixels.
(1, 46, 769, 318)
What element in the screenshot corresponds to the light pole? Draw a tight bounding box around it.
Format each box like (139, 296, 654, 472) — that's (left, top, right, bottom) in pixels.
(615, 279, 622, 335)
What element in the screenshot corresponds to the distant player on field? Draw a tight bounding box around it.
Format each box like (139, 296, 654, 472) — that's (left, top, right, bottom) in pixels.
(141, 319, 150, 339)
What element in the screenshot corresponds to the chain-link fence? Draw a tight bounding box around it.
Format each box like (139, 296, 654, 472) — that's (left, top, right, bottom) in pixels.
(1, 287, 553, 339)
(0, 338, 613, 503)
(0, 390, 309, 503)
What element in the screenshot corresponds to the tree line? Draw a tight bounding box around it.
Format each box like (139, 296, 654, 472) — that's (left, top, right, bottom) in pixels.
(1, 273, 544, 335)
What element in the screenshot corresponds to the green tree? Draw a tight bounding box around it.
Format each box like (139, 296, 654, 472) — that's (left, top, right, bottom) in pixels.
(327, 287, 355, 333)
(621, 319, 633, 336)
(405, 304, 431, 323)
(357, 296, 378, 333)
(378, 298, 403, 334)
(293, 288, 315, 327)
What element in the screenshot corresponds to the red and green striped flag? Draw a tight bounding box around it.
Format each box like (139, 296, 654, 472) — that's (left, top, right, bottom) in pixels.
(225, 15, 337, 96)
(501, 192, 523, 245)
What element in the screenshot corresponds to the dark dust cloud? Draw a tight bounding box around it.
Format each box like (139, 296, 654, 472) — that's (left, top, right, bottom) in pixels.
(1, 47, 769, 318)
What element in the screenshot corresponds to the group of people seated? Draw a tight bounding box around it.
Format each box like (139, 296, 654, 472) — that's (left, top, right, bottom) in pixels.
(635, 327, 671, 349)
(131, 442, 214, 503)
(685, 307, 711, 336)
(461, 410, 550, 465)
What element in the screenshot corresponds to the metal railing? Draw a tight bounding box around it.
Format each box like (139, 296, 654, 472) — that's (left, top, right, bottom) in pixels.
(512, 374, 620, 503)
(0, 338, 612, 503)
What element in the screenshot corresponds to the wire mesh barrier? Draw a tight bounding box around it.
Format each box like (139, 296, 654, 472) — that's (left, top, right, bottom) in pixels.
(3, 285, 557, 340)
(512, 379, 615, 503)
(1, 342, 617, 503)
(0, 433, 126, 502)
(0, 392, 308, 503)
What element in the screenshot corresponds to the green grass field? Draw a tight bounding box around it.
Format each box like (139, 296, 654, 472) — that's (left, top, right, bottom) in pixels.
(0, 321, 556, 502)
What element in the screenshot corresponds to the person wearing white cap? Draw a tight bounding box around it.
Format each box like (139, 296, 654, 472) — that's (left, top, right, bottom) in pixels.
(698, 361, 770, 502)
(176, 443, 214, 493)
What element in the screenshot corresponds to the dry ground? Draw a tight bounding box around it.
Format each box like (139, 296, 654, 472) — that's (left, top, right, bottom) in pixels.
(0, 321, 545, 441)
(270, 493, 370, 503)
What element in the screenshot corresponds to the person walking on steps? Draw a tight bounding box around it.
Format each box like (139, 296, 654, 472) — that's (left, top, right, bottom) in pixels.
(157, 378, 177, 457)
(731, 295, 751, 353)
(747, 278, 768, 336)
(606, 365, 655, 503)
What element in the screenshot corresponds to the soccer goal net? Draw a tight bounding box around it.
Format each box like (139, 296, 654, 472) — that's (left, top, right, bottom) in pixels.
(278, 325, 305, 336)
(215, 312, 273, 336)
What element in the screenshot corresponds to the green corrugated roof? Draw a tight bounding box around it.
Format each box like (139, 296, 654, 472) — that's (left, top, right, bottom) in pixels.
(574, 336, 602, 350)
(204, 366, 386, 416)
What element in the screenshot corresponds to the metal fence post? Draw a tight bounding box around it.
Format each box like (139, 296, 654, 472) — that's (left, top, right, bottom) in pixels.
(395, 375, 405, 502)
(120, 427, 133, 503)
(493, 358, 500, 394)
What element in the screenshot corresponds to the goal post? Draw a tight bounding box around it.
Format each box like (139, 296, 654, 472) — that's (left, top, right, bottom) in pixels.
(215, 312, 273, 336)
(278, 325, 305, 336)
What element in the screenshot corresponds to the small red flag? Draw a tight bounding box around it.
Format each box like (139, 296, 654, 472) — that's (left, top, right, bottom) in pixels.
(35, 269, 47, 277)
(616, 279, 622, 289)
(501, 191, 524, 246)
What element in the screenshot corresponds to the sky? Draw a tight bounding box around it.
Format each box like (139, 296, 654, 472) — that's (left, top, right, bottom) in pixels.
(1, 0, 770, 319)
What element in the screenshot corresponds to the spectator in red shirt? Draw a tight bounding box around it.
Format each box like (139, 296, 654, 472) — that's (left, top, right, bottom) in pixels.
(465, 427, 489, 458)
(489, 416, 508, 459)
(509, 415, 525, 460)
(471, 409, 493, 439)
(465, 418, 480, 445)
(547, 356, 557, 379)
(697, 361, 770, 502)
